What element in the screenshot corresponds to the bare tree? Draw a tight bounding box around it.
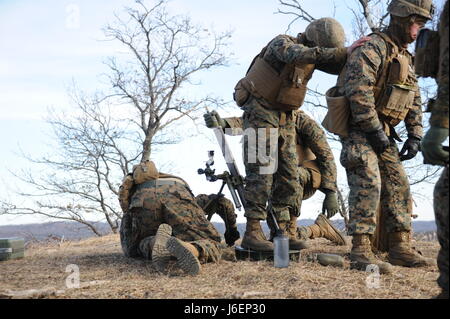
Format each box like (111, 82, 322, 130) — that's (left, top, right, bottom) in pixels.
(1, 0, 232, 235)
(0, 89, 140, 235)
(103, 0, 231, 162)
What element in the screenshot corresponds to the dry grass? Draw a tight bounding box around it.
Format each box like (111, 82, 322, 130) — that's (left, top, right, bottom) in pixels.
(0, 234, 441, 299)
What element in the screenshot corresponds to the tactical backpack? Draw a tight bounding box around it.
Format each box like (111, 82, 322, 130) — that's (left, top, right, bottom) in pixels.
(233, 35, 315, 111)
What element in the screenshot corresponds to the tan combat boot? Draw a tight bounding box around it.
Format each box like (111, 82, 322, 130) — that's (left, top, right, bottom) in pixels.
(241, 218, 274, 251)
(166, 237, 201, 275)
(308, 214, 347, 246)
(151, 224, 173, 272)
(287, 215, 309, 250)
(388, 231, 436, 267)
(350, 234, 392, 274)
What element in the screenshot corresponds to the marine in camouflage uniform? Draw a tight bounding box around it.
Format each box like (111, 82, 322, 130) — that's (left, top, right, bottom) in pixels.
(229, 18, 366, 252)
(215, 111, 345, 246)
(119, 162, 239, 275)
(420, 0, 449, 299)
(337, 0, 436, 273)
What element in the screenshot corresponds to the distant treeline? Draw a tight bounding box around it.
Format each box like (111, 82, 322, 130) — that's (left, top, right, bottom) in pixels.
(0, 219, 438, 243)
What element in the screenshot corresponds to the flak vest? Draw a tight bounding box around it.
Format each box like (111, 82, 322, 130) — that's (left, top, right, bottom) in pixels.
(372, 32, 417, 128)
(322, 31, 417, 137)
(234, 35, 315, 111)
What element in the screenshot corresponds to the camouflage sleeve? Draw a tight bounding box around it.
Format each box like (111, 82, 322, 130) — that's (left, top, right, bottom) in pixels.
(223, 117, 244, 136)
(431, 1, 449, 129)
(296, 112, 337, 191)
(404, 89, 424, 139)
(195, 194, 237, 228)
(344, 36, 385, 132)
(266, 35, 348, 66)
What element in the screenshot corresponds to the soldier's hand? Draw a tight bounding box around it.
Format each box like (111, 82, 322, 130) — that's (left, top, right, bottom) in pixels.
(366, 126, 390, 154)
(322, 191, 340, 219)
(399, 136, 421, 161)
(224, 227, 240, 246)
(421, 127, 449, 166)
(203, 111, 226, 129)
(347, 36, 371, 55)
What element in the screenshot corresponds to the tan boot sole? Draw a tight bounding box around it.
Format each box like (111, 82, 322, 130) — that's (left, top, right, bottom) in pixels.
(316, 214, 347, 246)
(167, 237, 201, 276)
(151, 224, 172, 272)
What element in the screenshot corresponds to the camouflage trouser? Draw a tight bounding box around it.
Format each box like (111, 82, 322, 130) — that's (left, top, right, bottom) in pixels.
(269, 165, 317, 225)
(119, 183, 225, 264)
(340, 130, 411, 235)
(434, 166, 449, 294)
(297, 166, 318, 202)
(242, 97, 301, 222)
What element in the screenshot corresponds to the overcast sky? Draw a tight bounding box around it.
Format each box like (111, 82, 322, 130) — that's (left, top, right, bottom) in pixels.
(0, 0, 445, 225)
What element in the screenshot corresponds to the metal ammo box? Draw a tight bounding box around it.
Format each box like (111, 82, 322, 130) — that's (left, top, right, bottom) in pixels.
(0, 237, 25, 261)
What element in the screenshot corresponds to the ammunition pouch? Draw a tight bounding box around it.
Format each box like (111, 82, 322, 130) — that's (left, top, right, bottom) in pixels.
(118, 174, 135, 212)
(415, 28, 440, 78)
(322, 86, 350, 137)
(376, 84, 415, 127)
(388, 55, 409, 84)
(370, 32, 416, 129)
(233, 79, 251, 107)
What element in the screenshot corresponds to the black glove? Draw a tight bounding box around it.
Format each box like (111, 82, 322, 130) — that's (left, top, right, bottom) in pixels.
(366, 126, 390, 155)
(399, 136, 421, 161)
(224, 227, 240, 246)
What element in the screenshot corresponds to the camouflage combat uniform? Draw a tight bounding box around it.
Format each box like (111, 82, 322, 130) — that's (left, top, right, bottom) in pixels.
(341, 31, 422, 236)
(240, 35, 347, 223)
(431, 0, 449, 297)
(224, 110, 339, 240)
(119, 175, 235, 264)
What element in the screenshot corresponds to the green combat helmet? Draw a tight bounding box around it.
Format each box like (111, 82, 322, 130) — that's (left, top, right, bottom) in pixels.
(387, 0, 434, 20)
(304, 17, 346, 48)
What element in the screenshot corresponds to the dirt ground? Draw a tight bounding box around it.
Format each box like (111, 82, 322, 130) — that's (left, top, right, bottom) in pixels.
(0, 234, 442, 299)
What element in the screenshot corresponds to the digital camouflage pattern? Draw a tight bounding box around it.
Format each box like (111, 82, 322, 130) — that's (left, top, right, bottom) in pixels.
(295, 111, 337, 192)
(431, 0, 449, 296)
(430, 0, 449, 130)
(120, 180, 232, 264)
(340, 31, 421, 237)
(195, 194, 237, 229)
(434, 166, 449, 295)
(344, 32, 423, 138)
(239, 33, 349, 223)
(241, 99, 300, 222)
(224, 110, 337, 197)
(340, 130, 411, 235)
(263, 34, 348, 76)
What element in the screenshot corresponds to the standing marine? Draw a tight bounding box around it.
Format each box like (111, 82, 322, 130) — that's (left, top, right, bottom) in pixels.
(204, 110, 347, 247)
(419, 0, 449, 299)
(118, 161, 239, 275)
(333, 0, 436, 273)
(230, 17, 367, 252)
